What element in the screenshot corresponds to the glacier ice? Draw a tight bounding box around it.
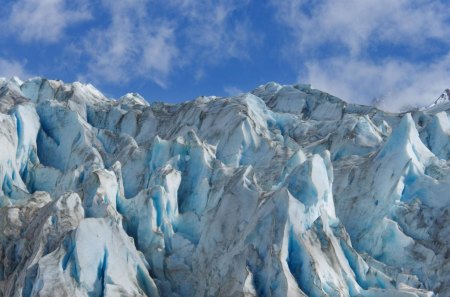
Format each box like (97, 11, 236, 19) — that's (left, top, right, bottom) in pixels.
(0, 77, 449, 296)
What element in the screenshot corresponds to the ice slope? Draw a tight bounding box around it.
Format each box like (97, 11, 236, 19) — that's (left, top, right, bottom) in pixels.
(0, 77, 448, 296)
(424, 89, 450, 112)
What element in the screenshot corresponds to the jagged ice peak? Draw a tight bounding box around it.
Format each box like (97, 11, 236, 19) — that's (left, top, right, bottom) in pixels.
(0, 76, 449, 297)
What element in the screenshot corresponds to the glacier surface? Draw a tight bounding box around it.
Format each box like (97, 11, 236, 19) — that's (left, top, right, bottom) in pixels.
(0, 77, 450, 296)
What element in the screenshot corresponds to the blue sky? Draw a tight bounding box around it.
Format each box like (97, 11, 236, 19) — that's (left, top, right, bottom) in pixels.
(1, 0, 450, 111)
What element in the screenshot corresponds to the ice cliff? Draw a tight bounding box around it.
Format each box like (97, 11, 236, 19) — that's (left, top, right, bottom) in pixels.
(0, 77, 449, 296)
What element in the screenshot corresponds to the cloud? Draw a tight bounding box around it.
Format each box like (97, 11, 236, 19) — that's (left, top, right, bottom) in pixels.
(82, 0, 253, 87)
(8, 0, 91, 42)
(82, 0, 178, 87)
(224, 86, 244, 96)
(3, 0, 254, 88)
(0, 58, 29, 79)
(165, 0, 253, 63)
(306, 55, 450, 112)
(271, 0, 450, 111)
(271, 0, 450, 55)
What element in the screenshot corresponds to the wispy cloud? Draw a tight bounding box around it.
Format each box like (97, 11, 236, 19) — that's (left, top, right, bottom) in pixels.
(224, 86, 244, 96)
(271, 0, 450, 55)
(82, 0, 178, 87)
(0, 58, 29, 79)
(5, 0, 446, 109)
(307, 55, 450, 111)
(7, 0, 91, 42)
(2, 0, 254, 89)
(166, 0, 253, 63)
(82, 0, 253, 87)
(271, 0, 450, 111)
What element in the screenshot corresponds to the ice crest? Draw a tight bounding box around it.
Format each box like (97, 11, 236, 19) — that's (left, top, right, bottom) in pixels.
(0, 77, 446, 296)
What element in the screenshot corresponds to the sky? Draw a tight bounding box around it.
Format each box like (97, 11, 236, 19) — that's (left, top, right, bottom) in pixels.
(0, 0, 450, 111)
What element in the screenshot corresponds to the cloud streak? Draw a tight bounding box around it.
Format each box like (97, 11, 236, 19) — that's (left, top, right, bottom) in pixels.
(0, 58, 29, 79)
(224, 86, 244, 96)
(82, 0, 178, 87)
(307, 55, 450, 111)
(8, 0, 91, 42)
(4, 0, 254, 88)
(271, 0, 450, 111)
(2, 0, 449, 107)
(272, 0, 450, 55)
(81, 0, 253, 87)
(165, 0, 253, 63)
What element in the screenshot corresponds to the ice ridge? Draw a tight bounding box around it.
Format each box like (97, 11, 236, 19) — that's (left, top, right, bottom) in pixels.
(0, 77, 449, 296)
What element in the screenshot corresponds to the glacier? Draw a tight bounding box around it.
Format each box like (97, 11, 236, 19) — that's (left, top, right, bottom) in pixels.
(0, 77, 449, 296)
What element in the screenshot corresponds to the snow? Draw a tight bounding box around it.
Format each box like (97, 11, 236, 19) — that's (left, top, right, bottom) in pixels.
(422, 112, 450, 160)
(119, 93, 149, 107)
(423, 89, 450, 112)
(0, 77, 448, 296)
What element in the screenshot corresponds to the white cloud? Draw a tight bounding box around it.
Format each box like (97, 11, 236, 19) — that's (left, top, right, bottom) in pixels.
(83, 0, 178, 87)
(8, 0, 91, 42)
(224, 86, 244, 96)
(82, 0, 252, 87)
(166, 0, 253, 62)
(307, 55, 450, 111)
(271, 0, 450, 111)
(272, 0, 450, 55)
(0, 59, 29, 79)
